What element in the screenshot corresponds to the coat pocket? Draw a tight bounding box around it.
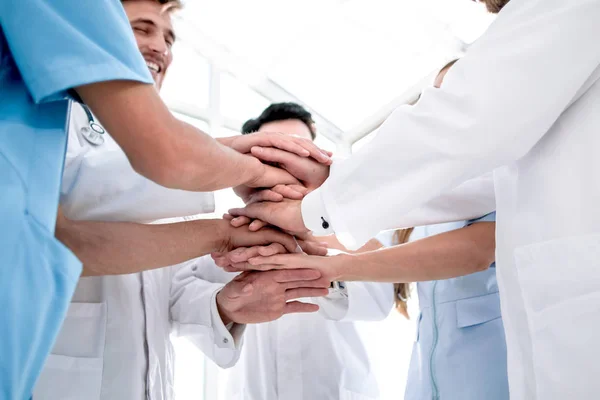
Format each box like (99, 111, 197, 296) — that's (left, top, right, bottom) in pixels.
(34, 302, 107, 400)
(455, 292, 502, 328)
(514, 234, 600, 400)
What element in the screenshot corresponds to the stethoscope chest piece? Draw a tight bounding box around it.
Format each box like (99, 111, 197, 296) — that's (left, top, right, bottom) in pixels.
(79, 104, 106, 146)
(80, 123, 105, 146)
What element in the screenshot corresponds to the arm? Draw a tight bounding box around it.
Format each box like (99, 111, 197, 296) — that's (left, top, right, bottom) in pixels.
(301, 0, 600, 248)
(75, 81, 298, 191)
(314, 237, 395, 321)
(317, 281, 395, 322)
(55, 208, 305, 276)
(338, 221, 496, 282)
(242, 221, 496, 283)
(170, 256, 330, 368)
(170, 257, 243, 369)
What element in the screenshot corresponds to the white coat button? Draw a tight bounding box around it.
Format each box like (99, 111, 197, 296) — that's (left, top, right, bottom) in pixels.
(223, 338, 229, 344)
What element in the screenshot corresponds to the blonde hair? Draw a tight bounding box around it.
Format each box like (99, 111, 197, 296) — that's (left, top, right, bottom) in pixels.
(393, 228, 414, 319)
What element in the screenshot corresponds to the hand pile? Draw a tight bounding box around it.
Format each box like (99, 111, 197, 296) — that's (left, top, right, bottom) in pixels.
(212, 132, 335, 325)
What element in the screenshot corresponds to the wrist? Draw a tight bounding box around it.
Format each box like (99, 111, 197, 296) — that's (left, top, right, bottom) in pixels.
(330, 252, 355, 282)
(241, 156, 265, 187)
(216, 290, 234, 325)
(212, 219, 232, 253)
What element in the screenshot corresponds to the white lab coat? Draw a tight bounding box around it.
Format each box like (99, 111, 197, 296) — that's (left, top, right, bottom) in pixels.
(302, 1, 600, 398)
(186, 256, 394, 400)
(34, 104, 241, 400)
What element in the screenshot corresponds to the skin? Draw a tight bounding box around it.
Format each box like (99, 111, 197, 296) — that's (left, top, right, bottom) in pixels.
(56, 1, 328, 277)
(216, 269, 330, 325)
(218, 221, 496, 284)
(221, 65, 497, 286)
(217, 118, 330, 323)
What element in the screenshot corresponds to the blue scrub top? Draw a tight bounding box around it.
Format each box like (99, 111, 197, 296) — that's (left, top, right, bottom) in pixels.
(0, 1, 152, 398)
(404, 212, 509, 400)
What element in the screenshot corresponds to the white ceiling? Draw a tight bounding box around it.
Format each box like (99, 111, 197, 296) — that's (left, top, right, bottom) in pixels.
(175, 0, 495, 138)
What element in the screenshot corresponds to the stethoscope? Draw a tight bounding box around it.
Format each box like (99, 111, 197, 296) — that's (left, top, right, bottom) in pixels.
(79, 103, 106, 146)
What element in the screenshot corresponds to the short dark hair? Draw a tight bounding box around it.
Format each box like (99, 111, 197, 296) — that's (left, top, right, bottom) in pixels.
(241, 102, 317, 140)
(121, 0, 183, 11)
(477, 0, 509, 13)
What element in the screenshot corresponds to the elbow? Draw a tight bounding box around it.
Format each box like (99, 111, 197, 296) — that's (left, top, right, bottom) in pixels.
(130, 147, 182, 189)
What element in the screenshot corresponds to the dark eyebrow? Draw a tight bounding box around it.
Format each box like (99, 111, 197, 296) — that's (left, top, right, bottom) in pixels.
(133, 18, 176, 43)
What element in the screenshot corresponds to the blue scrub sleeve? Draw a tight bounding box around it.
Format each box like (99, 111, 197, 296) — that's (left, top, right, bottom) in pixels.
(0, 0, 152, 103)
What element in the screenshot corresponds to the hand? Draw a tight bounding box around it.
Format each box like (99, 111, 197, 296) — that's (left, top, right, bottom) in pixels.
(234, 183, 308, 205)
(224, 253, 347, 284)
(220, 132, 332, 165)
(215, 219, 301, 254)
(215, 218, 327, 262)
(234, 160, 303, 203)
(216, 269, 330, 324)
(251, 146, 330, 191)
(229, 199, 307, 235)
(212, 233, 329, 271)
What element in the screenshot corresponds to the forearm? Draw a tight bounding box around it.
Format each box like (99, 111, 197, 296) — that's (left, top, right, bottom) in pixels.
(336, 222, 495, 283)
(56, 210, 226, 276)
(76, 81, 261, 191)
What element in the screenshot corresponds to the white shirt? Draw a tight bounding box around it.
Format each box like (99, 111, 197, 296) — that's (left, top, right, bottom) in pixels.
(302, 1, 600, 398)
(186, 256, 394, 400)
(34, 104, 239, 400)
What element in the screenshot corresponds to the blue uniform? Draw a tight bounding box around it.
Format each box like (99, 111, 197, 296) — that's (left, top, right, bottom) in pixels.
(0, 1, 152, 397)
(404, 213, 509, 400)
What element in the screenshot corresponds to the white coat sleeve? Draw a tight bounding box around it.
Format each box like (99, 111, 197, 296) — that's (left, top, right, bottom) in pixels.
(170, 256, 245, 369)
(316, 281, 395, 322)
(302, 0, 600, 248)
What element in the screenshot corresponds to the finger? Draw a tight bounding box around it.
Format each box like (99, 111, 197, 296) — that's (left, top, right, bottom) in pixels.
(249, 219, 268, 231)
(297, 240, 328, 256)
(264, 133, 332, 164)
(287, 185, 310, 196)
(271, 184, 306, 200)
(222, 213, 234, 221)
(285, 288, 329, 301)
(284, 277, 331, 289)
(229, 203, 270, 220)
(289, 137, 332, 164)
(229, 261, 272, 272)
(283, 301, 320, 314)
(248, 254, 297, 267)
(259, 133, 312, 158)
(226, 246, 262, 264)
(251, 146, 297, 169)
(257, 243, 287, 257)
(247, 190, 283, 205)
(274, 268, 321, 283)
(212, 256, 231, 268)
(231, 216, 252, 228)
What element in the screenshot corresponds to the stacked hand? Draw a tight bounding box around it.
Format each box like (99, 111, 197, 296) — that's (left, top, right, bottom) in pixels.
(212, 132, 333, 326)
(216, 268, 330, 325)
